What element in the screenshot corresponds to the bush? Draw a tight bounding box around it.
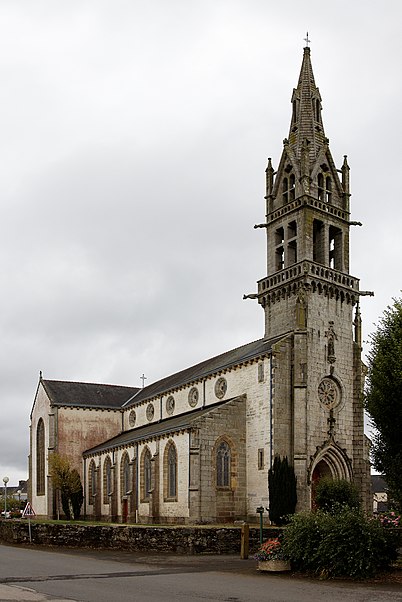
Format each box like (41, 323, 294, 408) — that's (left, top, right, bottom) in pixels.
(379, 511, 400, 528)
(283, 507, 398, 579)
(315, 478, 360, 513)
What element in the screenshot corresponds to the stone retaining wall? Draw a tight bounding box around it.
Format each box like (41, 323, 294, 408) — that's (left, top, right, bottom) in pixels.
(0, 521, 281, 555)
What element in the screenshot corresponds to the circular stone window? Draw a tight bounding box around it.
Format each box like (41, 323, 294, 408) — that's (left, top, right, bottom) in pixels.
(318, 378, 340, 410)
(214, 377, 227, 400)
(188, 387, 199, 408)
(128, 409, 136, 427)
(146, 403, 155, 421)
(166, 395, 175, 415)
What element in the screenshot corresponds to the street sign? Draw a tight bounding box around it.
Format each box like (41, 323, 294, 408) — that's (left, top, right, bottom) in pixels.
(22, 502, 36, 518)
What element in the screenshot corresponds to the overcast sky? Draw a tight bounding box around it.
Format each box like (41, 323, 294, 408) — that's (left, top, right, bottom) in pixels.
(0, 1, 401, 485)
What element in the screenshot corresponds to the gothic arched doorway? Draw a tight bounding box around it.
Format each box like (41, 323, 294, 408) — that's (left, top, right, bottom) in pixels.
(309, 443, 353, 509)
(311, 459, 332, 509)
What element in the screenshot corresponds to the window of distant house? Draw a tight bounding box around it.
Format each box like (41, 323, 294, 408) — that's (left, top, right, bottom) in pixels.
(216, 441, 231, 488)
(36, 419, 45, 496)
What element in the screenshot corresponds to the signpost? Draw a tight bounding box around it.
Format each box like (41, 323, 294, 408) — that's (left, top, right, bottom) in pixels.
(22, 502, 36, 543)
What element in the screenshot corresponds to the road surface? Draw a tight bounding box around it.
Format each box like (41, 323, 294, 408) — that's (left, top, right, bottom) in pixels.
(0, 543, 400, 601)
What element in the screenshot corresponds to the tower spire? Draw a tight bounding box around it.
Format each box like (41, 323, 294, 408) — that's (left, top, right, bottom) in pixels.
(289, 46, 326, 161)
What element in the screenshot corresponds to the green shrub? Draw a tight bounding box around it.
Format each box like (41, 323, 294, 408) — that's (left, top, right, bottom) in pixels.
(283, 507, 398, 579)
(315, 477, 360, 513)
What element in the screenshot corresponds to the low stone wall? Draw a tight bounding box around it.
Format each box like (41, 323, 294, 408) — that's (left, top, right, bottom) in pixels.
(0, 521, 281, 555)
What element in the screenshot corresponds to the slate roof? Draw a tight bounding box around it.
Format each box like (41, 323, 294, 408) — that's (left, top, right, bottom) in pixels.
(38, 337, 276, 413)
(371, 475, 388, 494)
(84, 398, 235, 456)
(41, 380, 139, 410)
(122, 337, 275, 407)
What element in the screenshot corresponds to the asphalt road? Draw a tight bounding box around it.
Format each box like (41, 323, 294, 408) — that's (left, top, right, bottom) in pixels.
(0, 543, 400, 602)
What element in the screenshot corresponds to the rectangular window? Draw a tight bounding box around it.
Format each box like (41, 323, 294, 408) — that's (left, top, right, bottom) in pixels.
(258, 449, 264, 470)
(288, 220, 297, 239)
(275, 227, 285, 245)
(288, 240, 297, 265)
(313, 219, 325, 264)
(275, 246, 284, 271)
(329, 226, 342, 270)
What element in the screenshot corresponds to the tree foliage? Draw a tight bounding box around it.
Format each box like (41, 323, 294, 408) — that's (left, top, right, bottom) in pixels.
(268, 455, 297, 525)
(70, 469, 83, 520)
(48, 453, 83, 520)
(315, 477, 360, 514)
(365, 297, 402, 509)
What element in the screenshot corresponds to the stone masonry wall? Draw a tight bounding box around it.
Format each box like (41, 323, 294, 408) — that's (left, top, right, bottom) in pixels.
(0, 521, 282, 555)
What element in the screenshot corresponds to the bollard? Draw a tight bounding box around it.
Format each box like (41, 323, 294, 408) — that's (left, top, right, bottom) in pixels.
(240, 522, 249, 559)
(256, 506, 265, 544)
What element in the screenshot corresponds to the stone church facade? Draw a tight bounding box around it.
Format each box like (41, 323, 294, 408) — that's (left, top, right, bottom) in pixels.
(29, 47, 371, 523)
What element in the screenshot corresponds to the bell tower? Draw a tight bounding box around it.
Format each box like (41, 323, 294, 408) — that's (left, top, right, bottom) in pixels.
(253, 45, 370, 511)
(258, 45, 358, 339)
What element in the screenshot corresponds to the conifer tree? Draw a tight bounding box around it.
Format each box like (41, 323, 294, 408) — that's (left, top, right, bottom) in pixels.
(268, 455, 297, 525)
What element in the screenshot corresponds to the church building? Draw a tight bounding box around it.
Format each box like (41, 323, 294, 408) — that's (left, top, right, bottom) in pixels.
(29, 46, 371, 523)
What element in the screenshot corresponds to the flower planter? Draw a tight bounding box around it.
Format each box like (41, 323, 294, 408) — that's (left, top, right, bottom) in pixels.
(258, 559, 291, 572)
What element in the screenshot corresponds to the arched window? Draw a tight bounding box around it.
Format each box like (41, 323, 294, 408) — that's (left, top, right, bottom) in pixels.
(88, 460, 97, 505)
(282, 177, 288, 203)
(103, 456, 112, 504)
(317, 173, 324, 201)
(325, 176, 332, 203)
(121, 453, 131, 497)
(315, 98, 321, 121)
(168, 444, 177, 499)
(36, 419, 45, 496)
(141, 447, 152, 501)
(289, 174, 296, 201)
(292, 99, 298, 123)
(216, 441, 231, 488)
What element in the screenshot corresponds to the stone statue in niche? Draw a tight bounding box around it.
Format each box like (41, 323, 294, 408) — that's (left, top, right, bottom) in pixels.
(296, 285, 308, 328)
(325, 321, 337, 364)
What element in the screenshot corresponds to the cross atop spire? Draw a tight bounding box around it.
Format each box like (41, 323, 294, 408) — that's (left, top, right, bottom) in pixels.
(304, 31, 311, 47)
